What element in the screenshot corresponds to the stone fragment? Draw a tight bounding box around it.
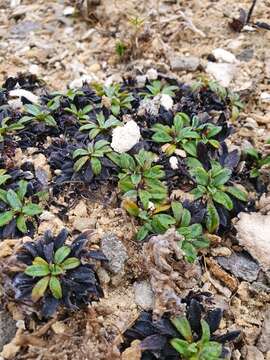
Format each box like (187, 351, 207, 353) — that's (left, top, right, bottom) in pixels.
(235, 212, 270, 270)
(216, 252, 260, 282)
(72, 217, 96, 232)
(242, 345, 264, 360)
(212, 48, 238, 63)
(0, 310, 16, 352)
(206, 62, 237, 87)
(133, 281, 154, 310)
(101, 234, 128, 274)
(169, 55, 200, 72)
(111, 120, 141, 153)
(9, 89, 39, 104)
(257, 306, 270, 352)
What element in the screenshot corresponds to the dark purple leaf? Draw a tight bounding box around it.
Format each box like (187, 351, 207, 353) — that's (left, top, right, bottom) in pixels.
(140, 334, 167, 351)
(205, 308, 222, 333)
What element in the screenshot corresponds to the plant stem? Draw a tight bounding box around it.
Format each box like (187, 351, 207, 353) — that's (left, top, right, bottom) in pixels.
(246, 0, 257, 23)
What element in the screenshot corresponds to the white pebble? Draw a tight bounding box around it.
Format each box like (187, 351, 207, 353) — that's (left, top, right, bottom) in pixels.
(160, 94, 174, 111)
(169, 156, 179, 169)
(111, 120, 141, 153)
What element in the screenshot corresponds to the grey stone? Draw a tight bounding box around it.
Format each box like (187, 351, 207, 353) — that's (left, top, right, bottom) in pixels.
(216, 252, 260, 282)
(237, 48, 254, 62)
(134, 281, 154, 310)
(11, 21, 41, 38)
(257, 306, 270, 352)
(0, 310, 16, 351)
(242, 346, 264, 360)
(169, 55, 200, 72)
(101, 234, 128, 274)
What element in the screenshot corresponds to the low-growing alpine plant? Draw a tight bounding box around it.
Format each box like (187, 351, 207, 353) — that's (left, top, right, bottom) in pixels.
(189, 159, 248, 232)
(13, 229, 107, 317)
(0, 180, 43, 238)
(151, 113, 222, 157)
(111, 149, 168, 209)
(122, 296, 240, 359)
(0, 116, 25, 142)
(20, 104, 57, 127)
(73, 140, 113, 176)
(79, 111, 122, 140)
(141, 80, 178, 98)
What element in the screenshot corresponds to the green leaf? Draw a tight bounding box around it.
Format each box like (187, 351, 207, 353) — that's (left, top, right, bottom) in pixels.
(189, 223, 203, 237)
(208, 139, 220, 149)
(122, 198, 140, 217)
(73, 156, 89, 172)
(136, 225, 150, 241)
(25, 264, 50, 277)
(200, 342, 222, 360)
(180, 209, 191, 227)
(191, 186, 206, 200)
(16, 214, 27, 233)
(226, 186, 248, 202)
(171, 317, 193, 342)
(206, 125, 222, 138)
(54, 245, 71, 264)
(22, 203, 43, 216)
(73, 148, 89, 158)
(0, 174, 11, 186)
(6, 189, 22, 209)
(211, 168, 232, 186)
(181, 241, 198, 263)
(245, 147, 259, 159)
(50, 264, 64, 276)
(182, 141, 197, 157)
(24, 104, 41, 116)
(45, 115, 57, 127)
(62, 257, 81, 270)
(0, 189, 7, 203)
(213, 190, 233, 210)
(200, 319, 211, 343)
(171, 202, 183, 224)
(91, 157, 102, 176)
(32, 257, 48, 266)
(151, 214, 176, 233)
(193, 167, 209, 186)
(17, 180, 28, 201)
(206, 202, 219, 233)
(0, 211, 13, 227)
(49, 276, 62, 299)
(152, 131, 173, 143)
(138, 189, 150, 209)
(170, 339, 195, 357)
(31, 276, 50, 302)
(111, 103, 120, 116)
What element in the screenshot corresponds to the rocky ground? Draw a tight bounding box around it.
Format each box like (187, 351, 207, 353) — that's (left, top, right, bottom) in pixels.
(0, 0, 270, 359)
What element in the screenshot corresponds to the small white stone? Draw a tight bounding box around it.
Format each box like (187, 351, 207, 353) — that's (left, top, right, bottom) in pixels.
(111, 120, 141, 153)
(136, 75, 147, 87)
(63, 6, 75, 16)
(169, 156, 179, 169)
(29, 64, 40, 76)
(148, 201, 155, 211)
(69, 75, 94, 89)
(206, 62, 237, 87)
(260, 92, 270, 103)
(212, 48, 238, 64)
(160, 93, 173, 111)
(9, 89, 39, 104)
(146, 68, 158, 80)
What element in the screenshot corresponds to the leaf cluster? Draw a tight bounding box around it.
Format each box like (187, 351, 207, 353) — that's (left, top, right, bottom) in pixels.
(0, 180, 43, 234)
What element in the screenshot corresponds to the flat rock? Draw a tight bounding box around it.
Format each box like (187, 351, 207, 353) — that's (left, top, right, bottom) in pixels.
(257, 305, 270, 352)
(212, 48, 237, 63)
(242, 346, 264, 360)
(206, 62, 237, 87)
(235, 212, 270, 271)
(133, 281, 154, 310)
(101, 234, 128, 274)
(169, 55, 200, 72)
(0, 310, 16, 351)
(216, 252, 260, 282)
